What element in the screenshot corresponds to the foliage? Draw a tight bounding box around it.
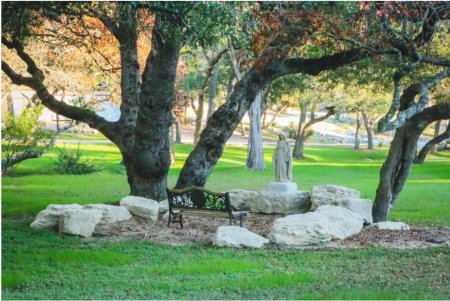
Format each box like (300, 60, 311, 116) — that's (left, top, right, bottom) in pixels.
(53, 144, 98, 175)
(1, 106, 52, 176)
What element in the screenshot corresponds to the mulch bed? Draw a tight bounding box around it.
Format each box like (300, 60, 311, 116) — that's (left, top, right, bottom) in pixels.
(95, 213, 450, 249)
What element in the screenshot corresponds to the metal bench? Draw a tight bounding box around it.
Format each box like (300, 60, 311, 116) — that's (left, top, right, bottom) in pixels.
(166, 186, 247, 228)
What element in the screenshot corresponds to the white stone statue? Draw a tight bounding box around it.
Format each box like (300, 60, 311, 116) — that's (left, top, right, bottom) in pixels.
(272, 132, 292, 182)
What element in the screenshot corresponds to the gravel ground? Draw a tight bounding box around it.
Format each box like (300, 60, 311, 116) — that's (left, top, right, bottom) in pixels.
(94, 213, 450, 249)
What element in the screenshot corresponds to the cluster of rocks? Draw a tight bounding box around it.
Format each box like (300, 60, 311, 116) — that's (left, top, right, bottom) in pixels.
(31, 197, 168, 237)
(30, 184, 411, 249)
(214, 185, 410, 249)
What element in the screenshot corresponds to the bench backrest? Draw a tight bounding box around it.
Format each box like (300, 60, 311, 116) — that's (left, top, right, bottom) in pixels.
(167, 186, 231, 214)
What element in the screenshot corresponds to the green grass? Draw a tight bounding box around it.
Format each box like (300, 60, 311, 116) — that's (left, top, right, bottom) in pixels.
(3, 143, 449, 226)
(2, 143, 450, 299)
(2, 220, 450, 299)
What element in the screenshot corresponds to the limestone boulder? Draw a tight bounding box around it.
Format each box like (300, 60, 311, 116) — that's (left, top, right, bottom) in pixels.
(373, 221, 410, 231)
(311, 185, 360, 210)
(158, 199, 169, 214)
(251, 191, 310, 214)
(228, 190, 259, 209)
(228, 190, 310, 214)
(310, 185, 372, 224)
(213, 226, 269, 248)
(30, 204, 83, 229)
(59, 208, 103, 237)
(120, 196, 159, 221)
(83, 204, 132, 225)
(268, 205, 364, 247)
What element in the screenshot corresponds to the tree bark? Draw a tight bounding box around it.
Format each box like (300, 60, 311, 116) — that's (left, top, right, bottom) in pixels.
(293, 102, 308, 159)
(174, 117, 182, 143)
(431, 120, 441, 154)
(207, 63, 219, 120)
(246, 93, 266, 170)
(355, 111, 361, 150)
(127, 15, 182, 200)
(373, 104, 450, 222)
(361, 110, 374, 150)
(193, 96, 204, 146)
(414, 122, 450, 164)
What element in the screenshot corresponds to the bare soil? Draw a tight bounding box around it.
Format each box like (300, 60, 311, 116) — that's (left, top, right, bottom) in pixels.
(94, 213, 450, 249)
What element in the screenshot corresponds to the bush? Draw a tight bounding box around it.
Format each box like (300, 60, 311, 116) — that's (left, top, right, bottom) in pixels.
(53, 144, 98, 174)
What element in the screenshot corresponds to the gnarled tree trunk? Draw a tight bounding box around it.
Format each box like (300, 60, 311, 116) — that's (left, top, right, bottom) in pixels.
(373, 104, 450, 222)
(431, 120, 441, 154)
(207, 63, 219, 120)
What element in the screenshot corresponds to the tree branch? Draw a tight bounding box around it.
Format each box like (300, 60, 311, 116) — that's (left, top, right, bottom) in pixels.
(1, 39, 118, 143)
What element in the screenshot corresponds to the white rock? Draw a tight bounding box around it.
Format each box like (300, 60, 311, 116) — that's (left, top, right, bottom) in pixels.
(59, 209, 103, 237)
(228, 190, 259, 209)
(30, 204, 83, 229)
(310, 185, 372, 224)
(83, 204, 132, 225)
(158, 199, 169, 214)
(120, 196, 159, 221)
(213, 226, 269, 248)
(268, 205, 364, 247)
(374, 221, 410, 231)
(229, 189, 310, 214)
(311, 185, 361, 210)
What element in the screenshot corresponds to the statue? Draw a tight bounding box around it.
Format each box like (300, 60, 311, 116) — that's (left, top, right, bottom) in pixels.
(272, 132, 292, 182)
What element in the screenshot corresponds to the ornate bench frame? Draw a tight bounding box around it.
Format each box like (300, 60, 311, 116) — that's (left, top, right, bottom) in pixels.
(166, 186, 246, 228)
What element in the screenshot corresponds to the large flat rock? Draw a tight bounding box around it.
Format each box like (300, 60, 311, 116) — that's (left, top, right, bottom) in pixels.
(59, 208, 103, 237)
(120, 196, 159, 221)
(83, 204, 132, 225)
(229, 190, 310, 214)
(311, 185, 372, 224)
(31, 204, 84, 229)
(268, 205, 364, 247)
(213, 226, 269, 248)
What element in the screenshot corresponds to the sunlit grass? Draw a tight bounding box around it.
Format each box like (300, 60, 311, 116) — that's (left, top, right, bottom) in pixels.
(3, 143, 449, 226)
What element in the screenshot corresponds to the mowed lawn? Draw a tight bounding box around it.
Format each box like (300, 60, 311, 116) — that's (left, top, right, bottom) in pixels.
(2, 143, 450, 299)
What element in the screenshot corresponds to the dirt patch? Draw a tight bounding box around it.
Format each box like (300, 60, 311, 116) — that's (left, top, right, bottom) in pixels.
(93, 213, 450, 249)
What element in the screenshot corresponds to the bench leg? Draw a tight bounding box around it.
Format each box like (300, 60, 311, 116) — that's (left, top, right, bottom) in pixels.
(180, 214, 183, 229)
(167, 212, 172, 227)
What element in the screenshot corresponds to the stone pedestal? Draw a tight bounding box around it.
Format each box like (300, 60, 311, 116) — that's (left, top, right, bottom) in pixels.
(266, 181, 297, 194)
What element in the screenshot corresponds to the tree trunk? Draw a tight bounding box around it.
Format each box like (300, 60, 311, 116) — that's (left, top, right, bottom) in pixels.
(169, 123, 175, 166)
(240, 122, 246, 138)
(126, 16, 182, 200)
(431, 120, 441, 154)
(175, 63, 274, 188)
(263, 104, 288, 130)
(246, 93, 266, 170)
(193, 96, 204, 146)
(206, 63, 219, 121)
(373, 104, 450, 222)
(293, 102, 308, 159)
(355, 111, 361, 150)
(361, 110, 374, 150)
(414, 122, 450, 164)
(124, 156, 168, 201)
(174, 117, 182, 143)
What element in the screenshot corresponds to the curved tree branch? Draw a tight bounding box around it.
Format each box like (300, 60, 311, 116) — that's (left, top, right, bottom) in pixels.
(1, 39, 118, 143)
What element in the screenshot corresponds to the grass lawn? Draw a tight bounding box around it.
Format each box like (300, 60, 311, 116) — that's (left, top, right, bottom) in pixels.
(2, 143, 450, 299)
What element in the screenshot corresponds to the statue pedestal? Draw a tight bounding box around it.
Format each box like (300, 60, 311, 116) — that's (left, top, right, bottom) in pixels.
(266, 182, 297, 194)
